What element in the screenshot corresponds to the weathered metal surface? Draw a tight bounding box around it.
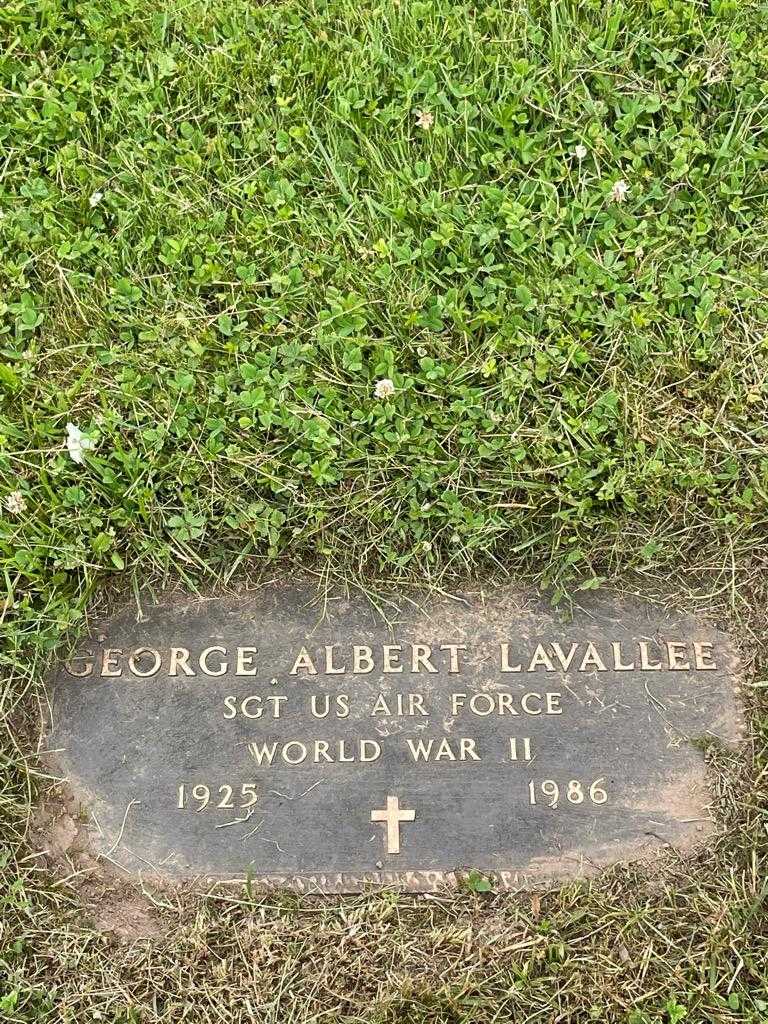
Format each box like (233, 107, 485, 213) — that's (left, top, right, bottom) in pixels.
(47, 586, 743, 890)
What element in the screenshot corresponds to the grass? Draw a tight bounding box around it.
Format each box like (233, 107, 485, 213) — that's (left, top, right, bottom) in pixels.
(1, 0, 767, 1020)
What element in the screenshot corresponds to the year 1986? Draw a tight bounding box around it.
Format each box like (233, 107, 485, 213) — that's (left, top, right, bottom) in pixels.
(176, 783, 258, 810)
(528, 778, 607, 808)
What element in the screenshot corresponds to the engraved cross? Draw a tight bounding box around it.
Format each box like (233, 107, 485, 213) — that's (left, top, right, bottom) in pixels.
(370, 795, 415, 855)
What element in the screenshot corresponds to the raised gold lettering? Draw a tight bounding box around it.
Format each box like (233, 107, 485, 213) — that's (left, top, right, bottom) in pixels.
(311, 694, 349, 718)
(499, 643, 522, 672)
(509, 737, 532, 761)
(451, 692, 466, 715)
(666, 642, 690, 670)
(338, 740, 355, 762)
(378, 693, 428, 715)
(353, 645, 374, 673)
(546, 692, 562, 714)
(439, 643, 466, 673)
(249, 741, 277, 765)
(169, 647, 193, 677)
(551, 642, 578, 671)
(579, 643, 608, 672)
(411, 644, 437, 673)
(693, 642, 716, 670)
(325, 645, 345, 674)
(520, 692, 542, 715)
(371, 693, 391, 716)
(64, 653, 94, 677)
(241, 695, 264, 718)
(250, 738, 379, 764)
(409, 693, 428, 716)
(528, 644, 555, 672)
(460, 737, 480, 760)
(360, 739, 381, 762)
(406, 737, 479, 761)
(638, 642, 661, 671)
(225, 695, 287, 719)
(497, 693, 520, 716)
(128, 647, 161, 677)
(611, 642, 635, 671)
(290, 647, 317, 675)
(407, 737, 437, 761)
(200, 646, 227, 676)
(382, 645, 403, 673)
(101, 648, 123, 677)
(469, 693, 495, 716)
(283, 741, 308, 764)
(236, 647, 259, 676)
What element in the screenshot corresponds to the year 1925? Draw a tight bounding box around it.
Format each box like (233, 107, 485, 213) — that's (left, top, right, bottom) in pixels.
(176, 783, 258, 810)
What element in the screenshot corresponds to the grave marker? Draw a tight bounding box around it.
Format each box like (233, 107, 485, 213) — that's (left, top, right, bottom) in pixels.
(47, 586, 743, 891)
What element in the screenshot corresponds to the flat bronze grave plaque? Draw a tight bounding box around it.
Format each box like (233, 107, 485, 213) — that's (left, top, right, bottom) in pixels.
(48, 587, 743, 891)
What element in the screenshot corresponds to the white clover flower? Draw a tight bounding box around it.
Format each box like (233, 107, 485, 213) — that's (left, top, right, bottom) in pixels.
(574, 144, 588, 160)
(89, 191, 104, 208)
(5, 490, 26, 515)
(414, 109, 434, 130)
(374, 378, 395, 399)
(66, 422, 96, 464)
(610, 179, 629, 203)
